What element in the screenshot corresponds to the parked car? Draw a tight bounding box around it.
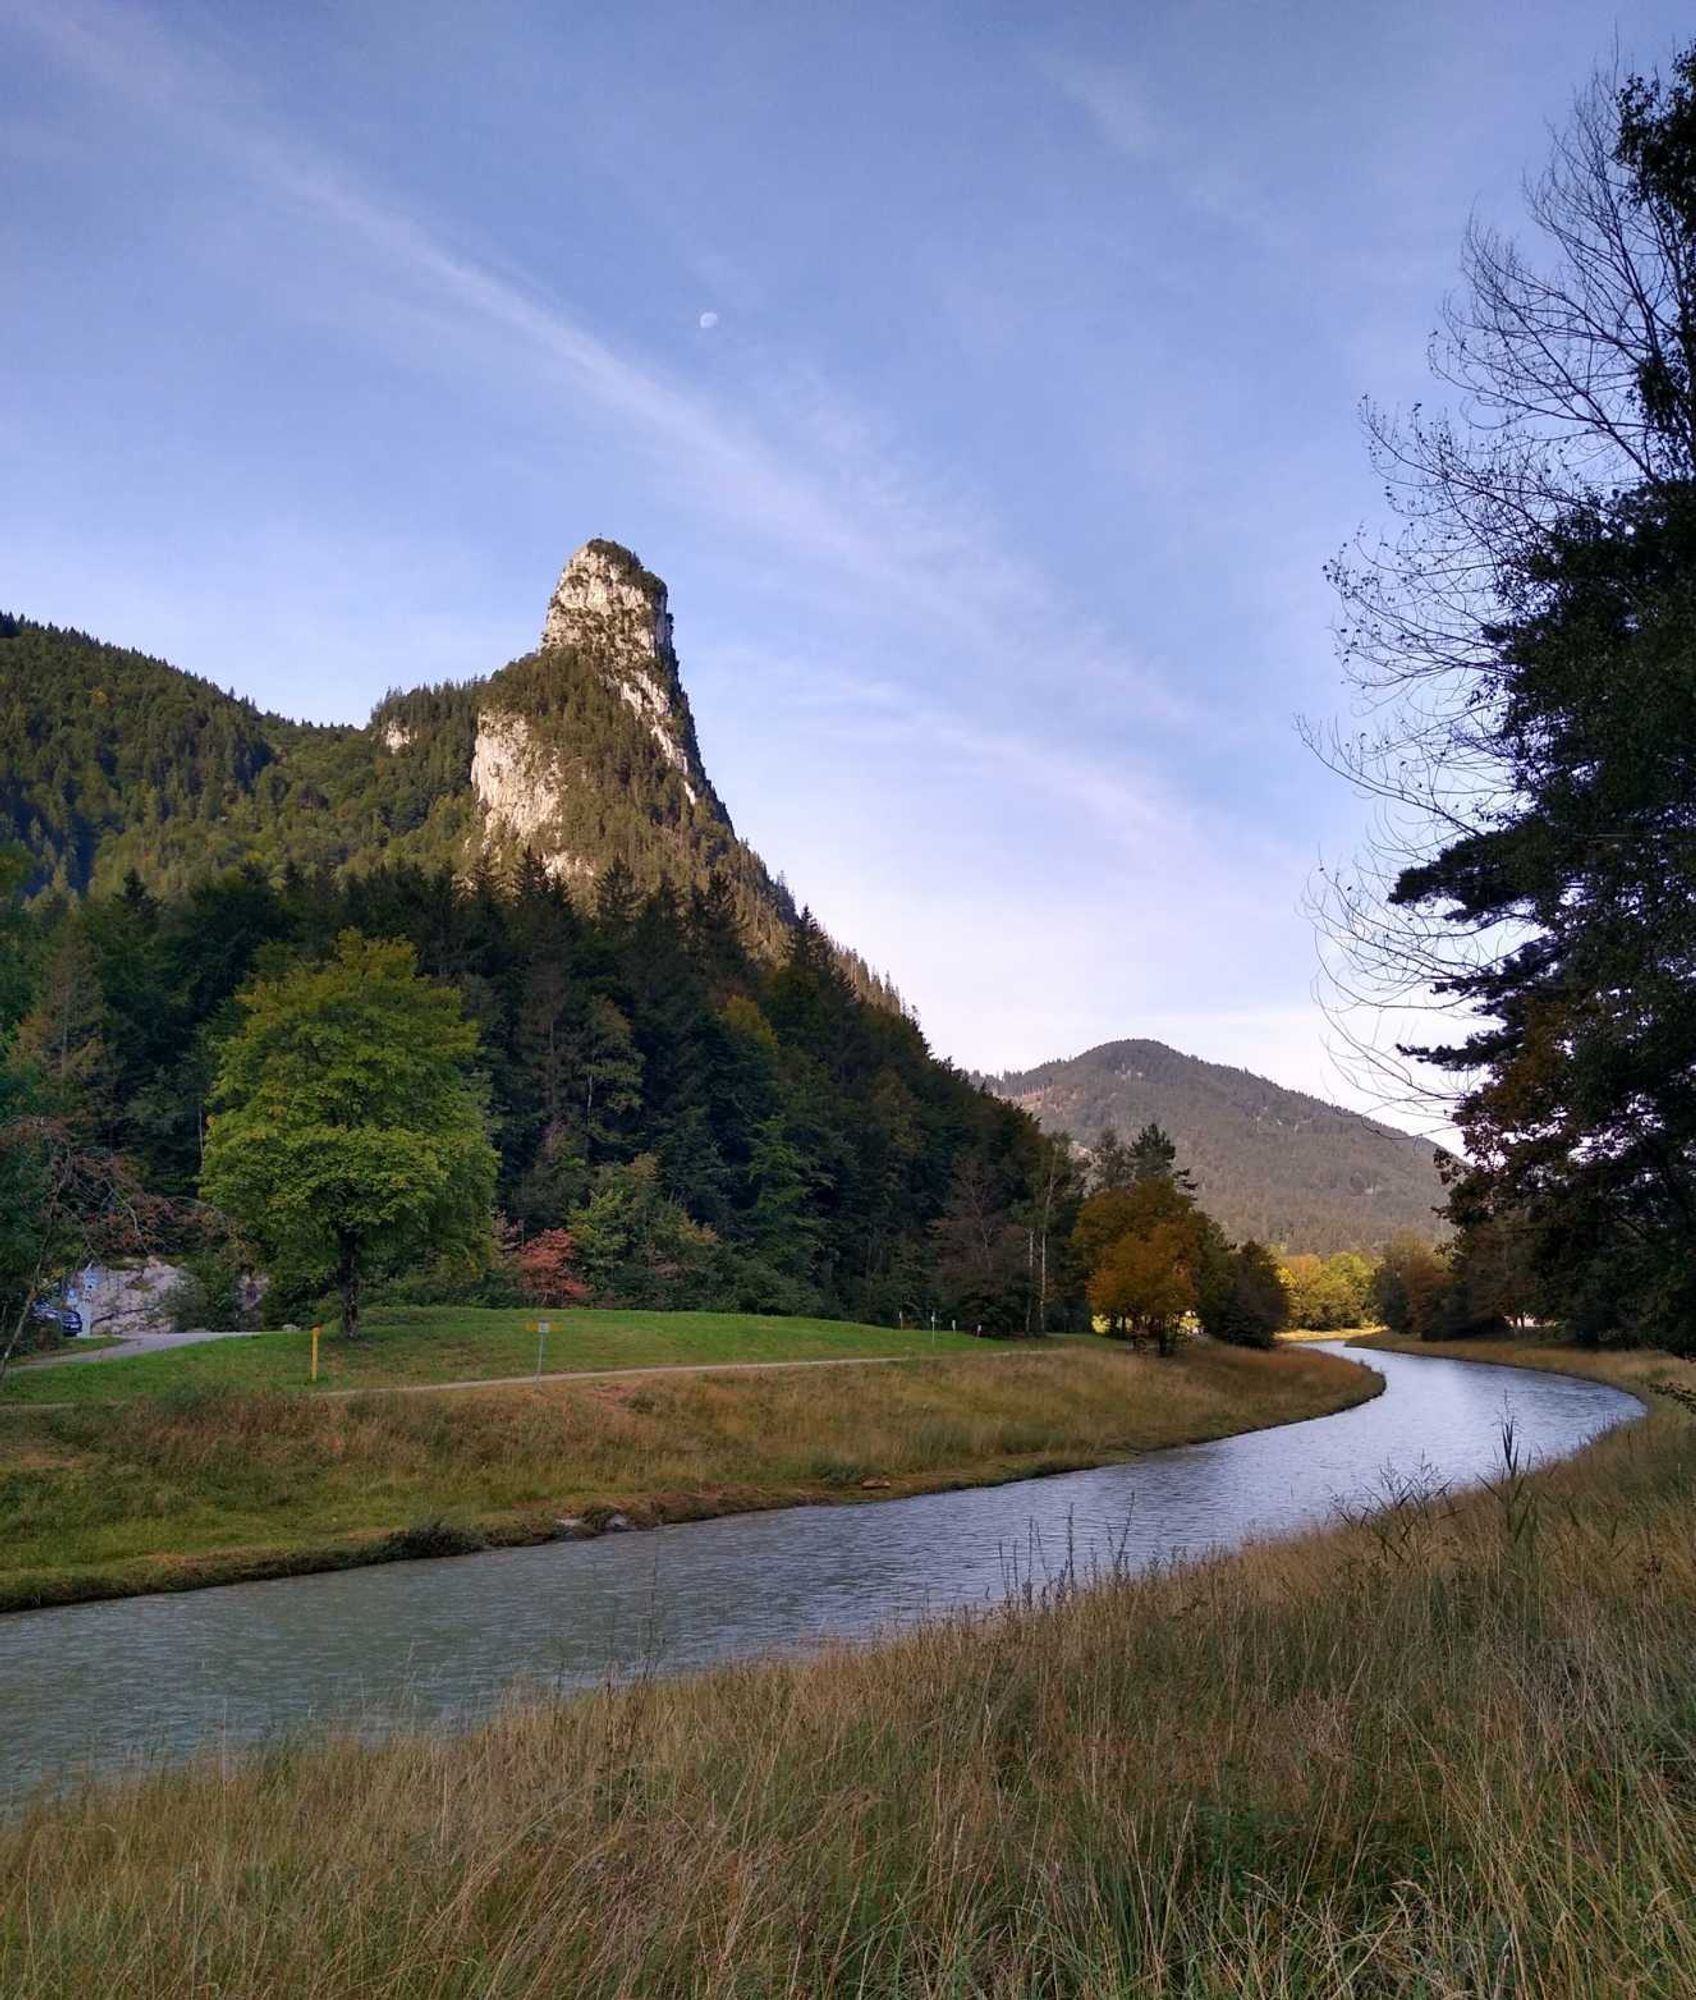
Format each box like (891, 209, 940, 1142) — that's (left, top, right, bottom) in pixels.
(28, 1300, 83, 1338)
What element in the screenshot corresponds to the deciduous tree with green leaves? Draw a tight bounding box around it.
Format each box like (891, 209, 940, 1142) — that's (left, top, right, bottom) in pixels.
(201, 931, 497, 1338)
(568, 1152, 719, 1308)
(1279, 1250, 1375, 1332)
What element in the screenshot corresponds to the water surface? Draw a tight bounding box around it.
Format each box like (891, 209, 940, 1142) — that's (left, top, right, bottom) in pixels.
(0, 1343, 1639, 1800)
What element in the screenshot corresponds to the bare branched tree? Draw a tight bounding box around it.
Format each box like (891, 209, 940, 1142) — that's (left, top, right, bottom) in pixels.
(1306, 59, 1696, 1124)
(0, 1114, 157, 1386)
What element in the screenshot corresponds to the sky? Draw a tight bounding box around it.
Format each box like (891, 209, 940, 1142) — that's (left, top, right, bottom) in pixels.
(2, 0, 1688, 1128)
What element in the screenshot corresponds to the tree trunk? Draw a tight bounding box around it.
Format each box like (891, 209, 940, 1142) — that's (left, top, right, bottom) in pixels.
(0, 1295, 37, 1389)
(336, 1234, 363, 1340)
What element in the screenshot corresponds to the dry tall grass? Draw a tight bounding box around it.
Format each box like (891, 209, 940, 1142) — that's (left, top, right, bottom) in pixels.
(0, 1347, 1688, 1996)
(0, 1343, 1371, 1608)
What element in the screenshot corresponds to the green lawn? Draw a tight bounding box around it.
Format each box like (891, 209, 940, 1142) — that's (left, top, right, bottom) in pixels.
(0, 1307, 986, 1405)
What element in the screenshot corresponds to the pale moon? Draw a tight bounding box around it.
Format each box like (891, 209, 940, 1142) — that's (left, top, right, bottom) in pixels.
(698, 311, 719, 330)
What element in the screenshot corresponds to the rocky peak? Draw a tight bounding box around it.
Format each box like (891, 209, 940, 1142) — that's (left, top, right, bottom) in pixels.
(469, 541, 725, 884)
(540, 539, 674, 663)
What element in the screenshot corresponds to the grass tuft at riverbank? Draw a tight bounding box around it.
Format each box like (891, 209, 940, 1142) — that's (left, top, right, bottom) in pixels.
(1356, 1325, 1689, 1397)
(0, 1340, 1684, 1996)
(0, 1341, 1375, 1611)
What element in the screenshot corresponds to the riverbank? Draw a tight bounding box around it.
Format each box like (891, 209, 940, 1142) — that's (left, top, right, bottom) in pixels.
(1356, 1326, 1684, 1402)
(0, 1341, 1680, 1995)
(0, 1341, 1376, 1612)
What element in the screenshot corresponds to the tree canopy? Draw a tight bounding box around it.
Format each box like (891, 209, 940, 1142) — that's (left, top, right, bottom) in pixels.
(2, 856, 1073, 1330)
(1073, 1132, 1287, 1353)
(1322, 45, 1696, 1352)
(201, 932, 497, 1337)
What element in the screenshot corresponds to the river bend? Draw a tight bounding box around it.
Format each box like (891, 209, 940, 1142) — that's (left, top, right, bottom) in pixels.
(0, 1343, 1640, 1801)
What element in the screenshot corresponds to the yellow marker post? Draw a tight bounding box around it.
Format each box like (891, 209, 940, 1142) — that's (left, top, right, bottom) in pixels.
(310, 1323, 321, 1383)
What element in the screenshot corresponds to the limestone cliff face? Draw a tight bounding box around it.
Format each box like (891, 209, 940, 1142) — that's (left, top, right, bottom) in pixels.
(525, 540, 709, 809)
(465, 539, 761, 914)
(470, 710, 556, 843)
(468, 709, 590, 882)
(541, 539, 673, 661)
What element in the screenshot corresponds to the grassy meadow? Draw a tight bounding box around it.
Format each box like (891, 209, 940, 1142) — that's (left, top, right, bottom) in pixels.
(0, 1340, 1375, 1611)
(0, 1306, 991, 1405)
(0, 1337, 1686, 1996)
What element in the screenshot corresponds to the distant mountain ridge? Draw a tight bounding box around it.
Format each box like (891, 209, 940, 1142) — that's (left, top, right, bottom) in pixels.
(0, 541, 889, 995)
(984, 1038, 1446, 1254)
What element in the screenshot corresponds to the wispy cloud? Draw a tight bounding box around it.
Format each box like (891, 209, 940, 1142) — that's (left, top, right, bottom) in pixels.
(1035, 51, 1162, 158)
(795, 663, 1175, 843)
(698, 636, 1267, 868)
(5, 0, 1385, 1109)
(1037, 47, 1298, 261)
(5, 0, 1197, 740)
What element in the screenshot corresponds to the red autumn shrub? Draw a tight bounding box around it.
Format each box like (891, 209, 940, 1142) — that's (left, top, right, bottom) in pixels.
(510, 1228, 590, 1308)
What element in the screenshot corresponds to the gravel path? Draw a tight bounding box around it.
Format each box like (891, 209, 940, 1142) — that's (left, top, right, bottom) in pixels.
(325, 1349, 995, 1399)
(2, 1344, 1012, 1410)
(18, 1327, 270, 1369)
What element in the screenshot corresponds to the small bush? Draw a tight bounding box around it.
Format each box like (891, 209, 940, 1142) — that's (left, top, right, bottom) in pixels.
(807, 1452, 868, 1487)
(152, 1250, 252, 1332)
(384, 1517, 488, 1560)
(369, 1264, 523, 1309)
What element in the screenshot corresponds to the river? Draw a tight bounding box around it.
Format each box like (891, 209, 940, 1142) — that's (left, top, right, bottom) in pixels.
(0, 1343, 1641, 1801)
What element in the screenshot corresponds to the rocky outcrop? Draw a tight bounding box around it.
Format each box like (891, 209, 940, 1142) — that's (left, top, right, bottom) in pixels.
(541, 538, 674, 661)
(538, 541, 708, 808)
(469, 710, 592, 882)
(470, 710, 561, 845)
(617, 667, 698, 804)
(3, 536, 844, 987)
(64, 1260, 190, 1336)
(434, 538, 801, 951)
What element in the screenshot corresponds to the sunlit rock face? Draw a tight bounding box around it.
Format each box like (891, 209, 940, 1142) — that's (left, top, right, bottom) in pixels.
(468, 709, 592, 883)
(470, 708, 560, 841)
(541, 539, 675, 663)
(534, 540, 708, 808)
(464, 540, 726, 893)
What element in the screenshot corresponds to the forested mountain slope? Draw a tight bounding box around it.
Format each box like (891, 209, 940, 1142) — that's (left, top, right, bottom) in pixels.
(0, 542, 826, 973)
(4, 539, 1049, 1325)
(2, 851, 1046, 1325)
(985, 1039, 1445, 1253)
